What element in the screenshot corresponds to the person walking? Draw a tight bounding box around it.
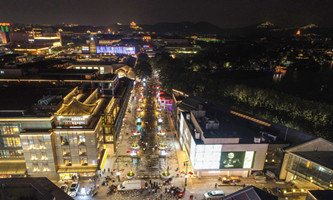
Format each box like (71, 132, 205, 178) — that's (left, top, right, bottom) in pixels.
(215, 183, 218, 189)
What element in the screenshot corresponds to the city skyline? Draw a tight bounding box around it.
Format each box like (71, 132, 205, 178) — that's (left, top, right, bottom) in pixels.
(1, 0, 333, 28)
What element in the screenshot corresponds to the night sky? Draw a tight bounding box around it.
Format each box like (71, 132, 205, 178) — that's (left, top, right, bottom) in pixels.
(1, 0, 333, 28)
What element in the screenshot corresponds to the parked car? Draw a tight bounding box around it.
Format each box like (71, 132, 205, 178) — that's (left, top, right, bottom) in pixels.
(68, 182, 80, 197)
(204, 190, 225, 200)
(170, 186, 184, 198)
(60, 184, 68, 193)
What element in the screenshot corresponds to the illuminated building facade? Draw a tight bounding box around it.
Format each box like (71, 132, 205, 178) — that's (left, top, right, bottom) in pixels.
(0, 23, 11, 44)
(52, 88, 106, 180)
(0, 77, 133, 180)
(172, 90, 277, 178)
(96, 46, 136, 55)
(280, 138, 333, 190)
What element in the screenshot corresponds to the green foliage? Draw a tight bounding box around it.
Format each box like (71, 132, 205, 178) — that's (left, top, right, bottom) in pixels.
(153, 50, 333, 140)
(134, 60, 152, 79)
(127, 171, 135, 176)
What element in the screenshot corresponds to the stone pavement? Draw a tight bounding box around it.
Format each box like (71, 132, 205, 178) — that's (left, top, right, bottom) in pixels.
(71, 80, 307, 200)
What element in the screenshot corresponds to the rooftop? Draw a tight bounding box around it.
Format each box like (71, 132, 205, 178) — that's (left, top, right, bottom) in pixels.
(0, 177, 73, 200)
(307, 190, 333, 200)
(55, 98, 96, 115)
(0, 83, 72, 116)
(293, 151, 333, 170)
(223, 186, 278, 200)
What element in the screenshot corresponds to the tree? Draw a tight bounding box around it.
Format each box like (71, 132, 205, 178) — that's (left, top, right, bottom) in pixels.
(134, 61, 152, 79)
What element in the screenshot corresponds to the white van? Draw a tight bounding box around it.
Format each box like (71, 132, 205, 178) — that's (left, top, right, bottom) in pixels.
(117, 180, 144, 191)
(204, 190, 225, 200)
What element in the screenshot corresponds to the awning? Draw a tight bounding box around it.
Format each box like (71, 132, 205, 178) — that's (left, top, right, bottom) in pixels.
(0, 162, 26, 175)
(57, 166, 97, 173)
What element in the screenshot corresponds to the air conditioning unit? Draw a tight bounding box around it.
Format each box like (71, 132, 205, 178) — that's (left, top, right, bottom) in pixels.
(254, 137, 261, 143)
(194, 129, 200, 139)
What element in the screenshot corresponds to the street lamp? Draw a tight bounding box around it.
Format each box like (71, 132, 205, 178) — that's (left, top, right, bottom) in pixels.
(117, 172, 121, 182)
(184, 160, 189, 187)
(185, 174, 188, 187)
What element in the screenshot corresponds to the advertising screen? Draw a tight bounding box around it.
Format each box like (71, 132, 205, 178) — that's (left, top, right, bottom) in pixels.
(96, 46, 135, 54)
(219, 151, 255, 169)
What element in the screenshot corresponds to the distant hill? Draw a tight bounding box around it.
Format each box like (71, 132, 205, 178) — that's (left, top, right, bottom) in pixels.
(140, 21, 222, 35)
(108, 21, 333, 38)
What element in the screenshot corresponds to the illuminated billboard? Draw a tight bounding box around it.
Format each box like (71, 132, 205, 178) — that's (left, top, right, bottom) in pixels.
(220, 151, 255, 169)
(96, 46, 135, 54)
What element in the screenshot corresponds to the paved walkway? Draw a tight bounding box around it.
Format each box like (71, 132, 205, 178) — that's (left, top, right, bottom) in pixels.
(72, 79, 308, 200)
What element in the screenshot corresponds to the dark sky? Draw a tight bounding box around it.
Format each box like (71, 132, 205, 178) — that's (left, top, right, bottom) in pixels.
(1, 0, 333, 28)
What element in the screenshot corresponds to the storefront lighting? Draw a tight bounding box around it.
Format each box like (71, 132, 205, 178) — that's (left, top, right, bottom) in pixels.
(301, 189, 304, 192)
(81, 188, 86, 196)
(292, 189, 296, 193)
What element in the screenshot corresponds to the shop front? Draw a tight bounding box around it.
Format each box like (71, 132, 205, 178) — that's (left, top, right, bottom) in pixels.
(0, 161, 26, 178)
(58, 166, 97, 180)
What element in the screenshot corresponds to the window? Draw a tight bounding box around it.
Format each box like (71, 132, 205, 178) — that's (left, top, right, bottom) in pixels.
(80, 157, 88, 165)
(33, 162, 39, 172)
(2, 137, 21, 147)
(0, 71, 4, 74)
(79, 148, 87, 156)
(43, 163, 49, 171)
(0, 150, 23, 158)
(31, 151, 37, 160)
(78, 135, 86, 145)
(28, 138, 34, 149)
(75, 67, 80, 69)
(0, 150, 9, 158)
(61, 136, 69, 145)
(0, 124, 20, 135)
(39, 139, 46, 149)
(41, 150, 47, 160)
(64, 158, 72, 166)
(88, 67, 92, 69)
(62, 148, 70, 156)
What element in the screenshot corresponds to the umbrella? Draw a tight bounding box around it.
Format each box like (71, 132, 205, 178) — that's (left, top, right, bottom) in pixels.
(189, 172, 193, 175)
(131, 131, 134, 133)
(113, 169, 116, 171)
(126, 150, 131, 153)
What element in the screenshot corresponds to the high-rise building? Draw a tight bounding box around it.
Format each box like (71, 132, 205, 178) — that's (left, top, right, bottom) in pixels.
(0, 23, 10, 44)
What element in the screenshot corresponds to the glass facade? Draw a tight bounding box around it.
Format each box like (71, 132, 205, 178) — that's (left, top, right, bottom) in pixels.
(0, 124, 21, 135)
(0, 150, 24, 158)
(286, 154, 333, 189)
(0, 124, 23, 158)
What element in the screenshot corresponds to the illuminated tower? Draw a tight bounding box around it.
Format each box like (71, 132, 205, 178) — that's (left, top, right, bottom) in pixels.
(89, 36, 96, 54)
(0, 23, 10, 44)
